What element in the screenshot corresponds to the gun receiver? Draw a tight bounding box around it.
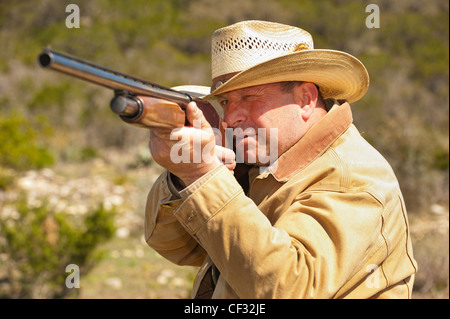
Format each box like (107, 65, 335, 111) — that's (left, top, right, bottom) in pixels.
(37, 49, 220, 129)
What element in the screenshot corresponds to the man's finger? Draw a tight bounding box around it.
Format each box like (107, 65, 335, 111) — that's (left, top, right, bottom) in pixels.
(215, 146, 236, 164)
(186, 102, 212, 131)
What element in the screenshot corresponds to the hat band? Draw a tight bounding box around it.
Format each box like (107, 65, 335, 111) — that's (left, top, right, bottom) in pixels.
(211, 72, 239, 93)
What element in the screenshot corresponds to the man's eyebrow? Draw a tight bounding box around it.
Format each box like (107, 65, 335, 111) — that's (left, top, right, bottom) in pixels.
(245, 85, 267, 96)
(215, 94, 226, 100)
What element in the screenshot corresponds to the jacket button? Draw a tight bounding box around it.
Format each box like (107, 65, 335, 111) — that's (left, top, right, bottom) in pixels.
(188, 211, 194, 221)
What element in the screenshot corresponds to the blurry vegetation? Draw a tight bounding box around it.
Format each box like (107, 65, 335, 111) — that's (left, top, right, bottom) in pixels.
(0, 0, 447, 209)
(0, 197, 115, 298)
(0, 0, 448, 298)
(0, 113, 54, 170)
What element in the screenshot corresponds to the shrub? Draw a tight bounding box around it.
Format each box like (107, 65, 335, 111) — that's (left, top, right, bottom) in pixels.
(0, 113, 54, 171)
(0, 167, 15, 190)
(0, 195, 116, 298)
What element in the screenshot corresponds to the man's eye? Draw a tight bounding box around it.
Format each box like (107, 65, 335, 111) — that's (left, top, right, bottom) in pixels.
(220, 99, 228, 107)
(243, 94, 259, 101)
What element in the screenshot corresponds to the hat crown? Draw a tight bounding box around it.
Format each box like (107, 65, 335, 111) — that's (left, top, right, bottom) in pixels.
(211, 20, 314, 79)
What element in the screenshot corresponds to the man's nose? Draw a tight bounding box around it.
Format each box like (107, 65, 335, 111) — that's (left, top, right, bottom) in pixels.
(224, 103, 247, 128)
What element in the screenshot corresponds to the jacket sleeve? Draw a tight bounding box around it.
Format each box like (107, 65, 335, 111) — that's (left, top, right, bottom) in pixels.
(145, 170, 206, 267)
(173, 165, 385, 298)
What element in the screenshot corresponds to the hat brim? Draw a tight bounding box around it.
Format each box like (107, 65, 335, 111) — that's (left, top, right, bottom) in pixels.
(171, 85, 211, 98)
(205, 49, 369, 104)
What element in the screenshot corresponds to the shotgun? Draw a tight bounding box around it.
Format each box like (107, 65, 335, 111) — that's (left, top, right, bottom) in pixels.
(37, 49, 250, 187)
(37, 48, 220, 130)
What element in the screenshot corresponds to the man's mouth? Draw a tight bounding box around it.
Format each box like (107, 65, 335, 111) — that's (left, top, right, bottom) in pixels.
(233, 128, 256, 140)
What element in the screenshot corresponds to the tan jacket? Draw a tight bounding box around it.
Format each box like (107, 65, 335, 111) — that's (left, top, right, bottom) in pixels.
(145, 102, 417, 299)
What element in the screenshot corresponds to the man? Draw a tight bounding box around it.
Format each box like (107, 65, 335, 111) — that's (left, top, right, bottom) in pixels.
(142, 20, 417, 298)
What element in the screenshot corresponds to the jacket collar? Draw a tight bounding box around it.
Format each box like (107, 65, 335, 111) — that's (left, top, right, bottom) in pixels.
(255, 102, 353, 182)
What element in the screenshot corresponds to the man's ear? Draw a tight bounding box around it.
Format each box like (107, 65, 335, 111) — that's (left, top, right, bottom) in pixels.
(292, 82, 319, 121)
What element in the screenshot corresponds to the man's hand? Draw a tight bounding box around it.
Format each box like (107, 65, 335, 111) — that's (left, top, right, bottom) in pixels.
(144, 97, 236, 187)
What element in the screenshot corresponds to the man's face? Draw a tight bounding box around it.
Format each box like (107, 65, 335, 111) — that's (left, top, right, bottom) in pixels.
(217, 82, 305, 166)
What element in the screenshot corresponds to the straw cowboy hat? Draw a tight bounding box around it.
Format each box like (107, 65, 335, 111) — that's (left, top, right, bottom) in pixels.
(175, 20, 369, 105)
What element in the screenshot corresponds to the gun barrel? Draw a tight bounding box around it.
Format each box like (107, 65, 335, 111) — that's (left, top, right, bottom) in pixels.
(37, 48, 221, 130)
(38, 49, 192, 106)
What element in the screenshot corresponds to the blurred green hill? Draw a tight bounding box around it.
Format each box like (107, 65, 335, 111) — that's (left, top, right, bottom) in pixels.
(0, 0, 447, 211)
(0, 0, 448, 298)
